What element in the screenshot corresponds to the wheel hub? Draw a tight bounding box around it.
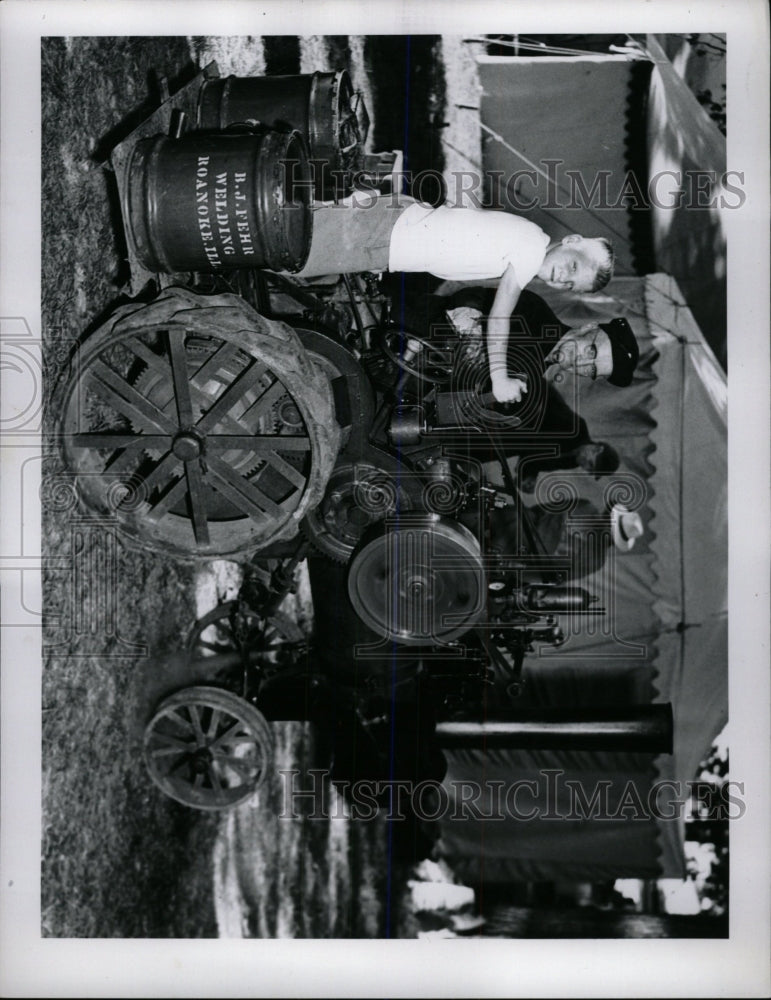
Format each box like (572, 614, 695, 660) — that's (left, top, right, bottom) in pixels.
(190, 747, 213, 772)
(172, 430, 203, 461)
(406, 575, 431, 600)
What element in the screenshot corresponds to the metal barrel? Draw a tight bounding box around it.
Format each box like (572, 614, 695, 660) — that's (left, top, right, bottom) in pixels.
(124, 128, 312, 274)
(435, 703, 674, 754)
(198, 70, 366, 199)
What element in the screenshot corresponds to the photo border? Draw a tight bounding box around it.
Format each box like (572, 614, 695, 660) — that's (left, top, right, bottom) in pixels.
(1, 0, 769, 996)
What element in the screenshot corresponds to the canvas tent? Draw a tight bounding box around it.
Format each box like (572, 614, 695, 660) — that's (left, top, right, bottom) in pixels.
(476, 49, 652, 276)
(432, 35, 727, 883)
(474, 33, 727, 363)
(436, 272, 727, 881)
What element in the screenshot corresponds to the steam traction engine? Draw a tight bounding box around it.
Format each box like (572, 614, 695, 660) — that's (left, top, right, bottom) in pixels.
(53, 63, 672, 812)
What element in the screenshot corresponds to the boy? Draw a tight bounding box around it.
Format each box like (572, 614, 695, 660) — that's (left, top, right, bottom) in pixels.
(284, 193, 615, 401)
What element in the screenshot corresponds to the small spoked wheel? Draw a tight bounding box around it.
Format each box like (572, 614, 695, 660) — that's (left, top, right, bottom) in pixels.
(187, 600, 303, 669)
(143, 686, 274, 810)
(53, 286, 339, 559)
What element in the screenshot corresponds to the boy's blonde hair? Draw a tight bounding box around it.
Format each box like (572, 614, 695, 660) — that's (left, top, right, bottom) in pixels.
(588, 237, 615, 291)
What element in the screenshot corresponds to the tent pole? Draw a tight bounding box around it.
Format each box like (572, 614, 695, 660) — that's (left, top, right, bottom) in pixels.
(435, 703, 673, 753)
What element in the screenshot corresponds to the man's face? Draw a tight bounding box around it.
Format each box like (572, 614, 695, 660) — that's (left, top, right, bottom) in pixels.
(542, 237, 604, 293)
(548, 325, 613, 380)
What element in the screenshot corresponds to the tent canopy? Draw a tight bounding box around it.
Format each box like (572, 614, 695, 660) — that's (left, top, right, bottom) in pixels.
(475, 35, 727, 361)
(437, 274, 727, 882)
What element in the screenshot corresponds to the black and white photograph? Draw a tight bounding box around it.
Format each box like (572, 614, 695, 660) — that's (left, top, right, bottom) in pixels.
(0, 0, 769, 996)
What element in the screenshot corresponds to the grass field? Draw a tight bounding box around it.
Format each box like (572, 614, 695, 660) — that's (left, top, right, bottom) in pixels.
(42, 35, 222, 938)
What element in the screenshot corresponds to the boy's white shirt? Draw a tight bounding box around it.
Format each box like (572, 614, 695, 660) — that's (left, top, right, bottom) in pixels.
(388, 200, 549, 282)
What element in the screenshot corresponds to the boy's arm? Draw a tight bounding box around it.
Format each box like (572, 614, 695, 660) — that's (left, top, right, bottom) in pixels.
(487, 263, 528, 403)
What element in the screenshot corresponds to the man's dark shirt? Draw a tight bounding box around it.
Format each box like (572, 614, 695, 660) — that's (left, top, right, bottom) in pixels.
(424, 287, 591, 455)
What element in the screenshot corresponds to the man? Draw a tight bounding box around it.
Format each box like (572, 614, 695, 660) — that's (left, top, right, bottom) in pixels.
(416, 287, 639, 466)
(443, 286, 640, 394)
(283, 192, 615, 401)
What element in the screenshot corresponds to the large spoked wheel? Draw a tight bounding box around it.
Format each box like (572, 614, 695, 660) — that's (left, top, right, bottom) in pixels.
(143, 686, 274, 810)
(53, 286, 340, 560)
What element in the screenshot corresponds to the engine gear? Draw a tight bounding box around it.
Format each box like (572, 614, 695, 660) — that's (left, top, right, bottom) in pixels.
(303, 447, 416, 562)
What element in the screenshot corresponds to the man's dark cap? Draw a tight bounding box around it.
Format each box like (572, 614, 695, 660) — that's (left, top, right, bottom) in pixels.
(599, 317, 639, 387)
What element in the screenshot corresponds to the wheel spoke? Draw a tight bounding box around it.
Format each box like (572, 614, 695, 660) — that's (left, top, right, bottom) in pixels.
(150, 745, 190, 758)
(164, 708, 196, 734)
(195, 360, 269, 434)
(210, 719, 246, 752)
(206, 708, 222, 739)
(196, 638, 234, 654)
(239, 379, 286, 426)
(206, 435, 311, 452)
(149, 733, 195, 755)
(124, 335, 173, 379)
(168, 753, 193, 776)
(184, 459, 210, 545)
(208, 762, 225, 799)
(166, 329, 196, 428)
(144, 474, 189, 523)
(190, 340, 242, 386)
(188, 704, 205, 744)
(69, 433, 172, 450)
(206, 455, 283, 521)
(263, 450, 307, 490)
(86, 359, 177, 433)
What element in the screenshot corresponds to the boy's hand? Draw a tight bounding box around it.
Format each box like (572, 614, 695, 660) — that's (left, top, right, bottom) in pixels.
(491, 375, 528, 403)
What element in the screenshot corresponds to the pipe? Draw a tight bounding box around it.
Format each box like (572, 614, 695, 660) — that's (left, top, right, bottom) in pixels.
(435, 703, 673, 754)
